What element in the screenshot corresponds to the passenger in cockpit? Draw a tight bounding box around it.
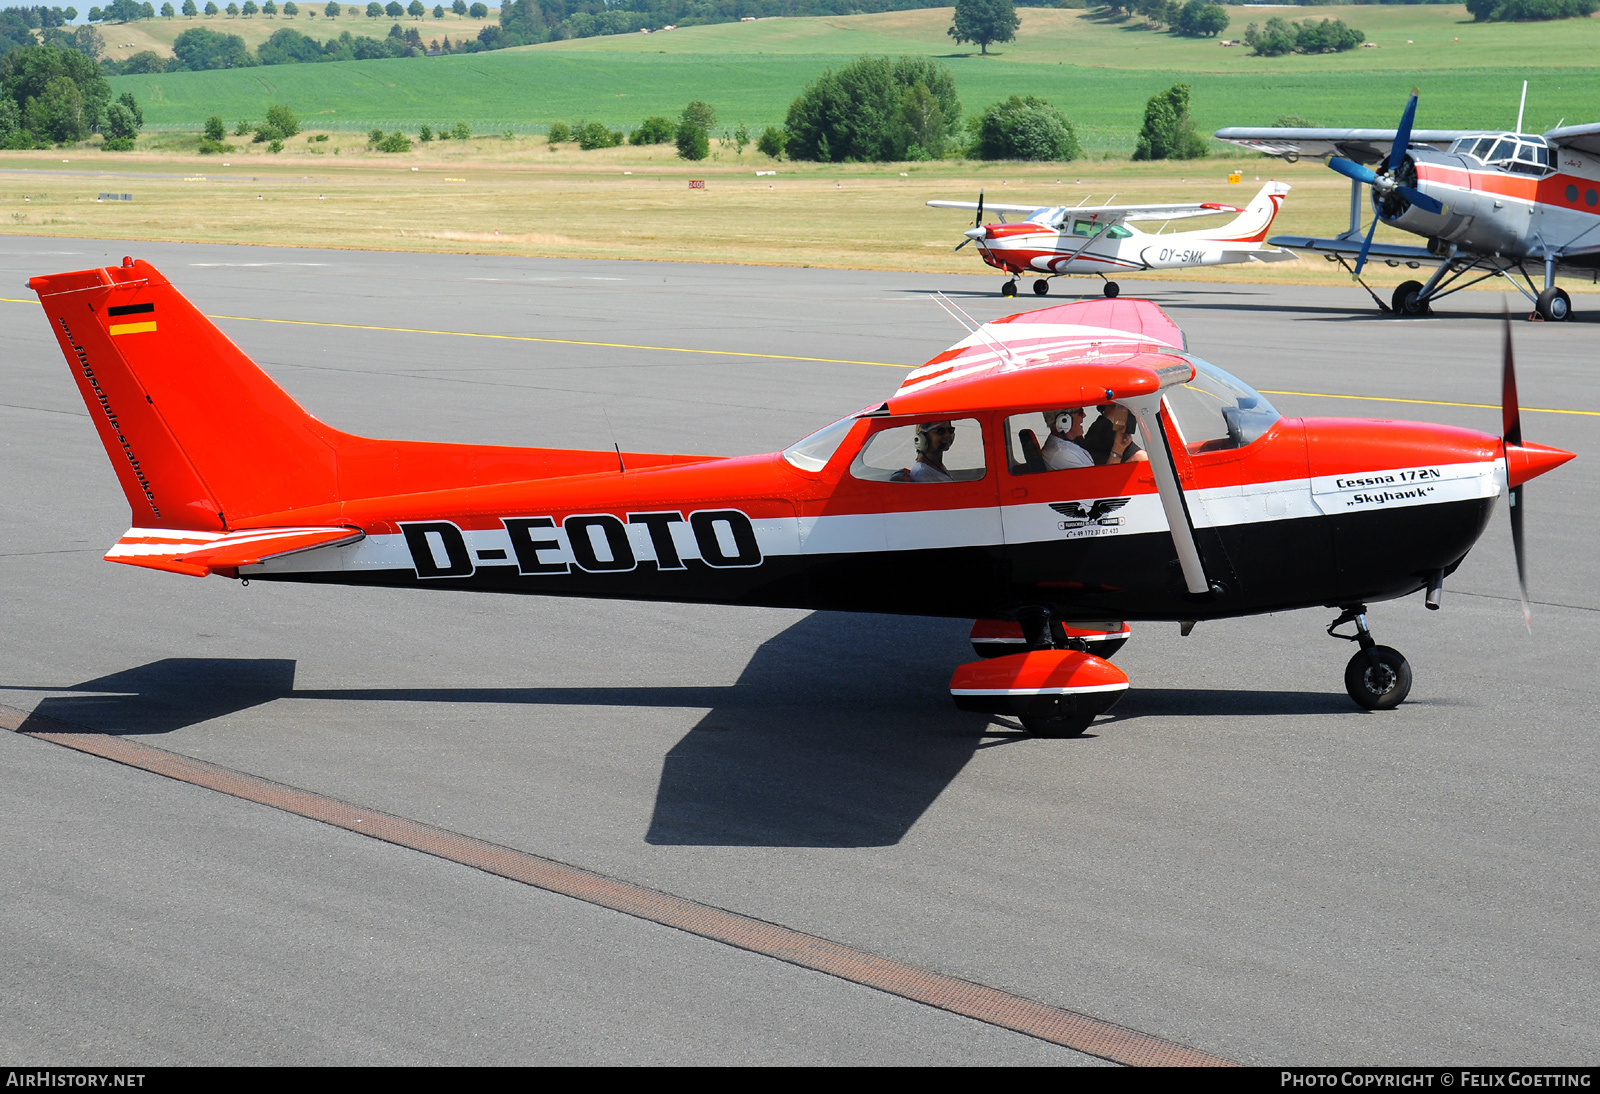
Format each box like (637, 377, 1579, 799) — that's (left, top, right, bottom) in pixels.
(1040, 408, 1094, 470)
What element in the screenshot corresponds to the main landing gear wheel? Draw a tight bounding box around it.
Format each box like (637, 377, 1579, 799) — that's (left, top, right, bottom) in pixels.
(1020, 713, 1094, 738)
(1536, 286, 1571, 322)
(1344, 646, 1413, 711)
(1001, 280, 1018, 297)
(1033, 279, 1050, 296)
(1391, 280, 1429, 317)
(1102, 281, 1120, 299)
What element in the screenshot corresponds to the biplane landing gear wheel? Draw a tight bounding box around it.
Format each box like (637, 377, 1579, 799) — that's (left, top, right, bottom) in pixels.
(1536, 286, 1571, 322)
(1328, 605, 1412, 710)
(1001, 280, 1018, 297)
(1391, 280, 1430, 317)
(1033, 279, 1050, 296)
(1344, 647, 1412, 711)
(1102, 281, 1120, 299)
(1020, 713, 1094, 738)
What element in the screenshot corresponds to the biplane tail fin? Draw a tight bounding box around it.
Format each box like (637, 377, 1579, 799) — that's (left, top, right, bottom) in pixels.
(30, 258, 342, 532)
(1194, 181, 1290, 245)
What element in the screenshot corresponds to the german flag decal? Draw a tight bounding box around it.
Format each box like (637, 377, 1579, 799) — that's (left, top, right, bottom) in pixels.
(107, 301, 155, 336)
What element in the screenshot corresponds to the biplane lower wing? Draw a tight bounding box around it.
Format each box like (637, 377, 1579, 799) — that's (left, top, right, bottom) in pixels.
(1268, 235, 1441, 264)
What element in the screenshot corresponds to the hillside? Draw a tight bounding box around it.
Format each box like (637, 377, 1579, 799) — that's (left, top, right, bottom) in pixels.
(108, 6, 1600, 151)
(94, 8, 494, 61)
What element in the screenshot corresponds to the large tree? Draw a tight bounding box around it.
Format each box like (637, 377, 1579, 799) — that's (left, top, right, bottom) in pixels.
(948, 0, 1019, 56)
(1133, 83, 1207, 161)
(784, 55, 960, 162)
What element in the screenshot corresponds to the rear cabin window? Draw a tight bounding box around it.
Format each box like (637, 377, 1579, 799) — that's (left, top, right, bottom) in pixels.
(850, 419, 987, 483)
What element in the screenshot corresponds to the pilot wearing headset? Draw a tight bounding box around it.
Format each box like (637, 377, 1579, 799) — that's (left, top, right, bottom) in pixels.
(908, 420, 956, 482)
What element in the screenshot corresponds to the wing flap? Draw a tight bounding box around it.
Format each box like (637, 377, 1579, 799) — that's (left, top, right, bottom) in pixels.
(105, 525, 364, 577)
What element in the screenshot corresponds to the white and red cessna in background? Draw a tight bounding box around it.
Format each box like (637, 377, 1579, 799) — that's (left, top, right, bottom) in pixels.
(928, 181, 1293, 299)
(1217, 89, 1600, 321)
(29, 259, 1573, 736)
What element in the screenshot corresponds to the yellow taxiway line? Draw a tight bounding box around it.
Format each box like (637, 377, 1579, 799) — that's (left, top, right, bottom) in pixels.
(7, 299, 1596, 417)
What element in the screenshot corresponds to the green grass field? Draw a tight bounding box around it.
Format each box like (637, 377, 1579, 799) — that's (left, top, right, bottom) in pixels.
(109, 6, 1600, 150)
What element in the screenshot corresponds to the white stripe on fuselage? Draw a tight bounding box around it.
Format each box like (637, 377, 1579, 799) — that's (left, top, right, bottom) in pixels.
(240, 459, 1504, 576)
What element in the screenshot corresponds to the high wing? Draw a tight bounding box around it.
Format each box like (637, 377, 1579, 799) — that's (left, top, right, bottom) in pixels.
(926, 200, 1052, 216)
(1544, 122, 1600, 156)
(1213, 127, 1471, 165)
(926, 199, 1244, 223)
(890, 297, 1191, 411)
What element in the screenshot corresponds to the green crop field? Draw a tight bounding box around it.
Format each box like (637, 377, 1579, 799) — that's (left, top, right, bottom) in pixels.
(110, 6, 1600, 151)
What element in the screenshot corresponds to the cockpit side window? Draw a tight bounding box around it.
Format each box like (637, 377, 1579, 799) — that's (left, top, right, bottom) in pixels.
(1070, 220, 1131, 239)
(849, 419, 987, 484)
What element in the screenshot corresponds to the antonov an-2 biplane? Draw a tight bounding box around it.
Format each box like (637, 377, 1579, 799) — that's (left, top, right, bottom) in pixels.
(30, 259, 1573, 736)
(928, 181, 1294, 299)
(1216, 90, 1600, 321)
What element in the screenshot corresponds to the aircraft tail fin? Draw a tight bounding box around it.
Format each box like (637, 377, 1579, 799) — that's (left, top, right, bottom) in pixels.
(1193, 181, 1290, 245)
(31, 259, 720, 535)
(29, 258, 342, 532)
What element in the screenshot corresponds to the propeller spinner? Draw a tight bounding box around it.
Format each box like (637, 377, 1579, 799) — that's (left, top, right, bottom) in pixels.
(1326, 91, 1448, 276)
(1498, 309, 1577, 630)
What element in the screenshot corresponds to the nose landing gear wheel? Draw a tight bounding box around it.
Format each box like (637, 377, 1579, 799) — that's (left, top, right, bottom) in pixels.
(1391, 280, 1430, 317)
(1536, 286, 1571, 322)
(1001, 280, 1018, 297)
(1102, 281, 1120, 299)
(1033, 279, 1050, 296)
(1344, 646, 1412, 710)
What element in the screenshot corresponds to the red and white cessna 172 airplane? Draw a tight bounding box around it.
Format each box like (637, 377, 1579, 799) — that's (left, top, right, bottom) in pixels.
(30, 258, 1573, 735)
(928, 181, 1293, 298)
(1216, 90, 1600, 321)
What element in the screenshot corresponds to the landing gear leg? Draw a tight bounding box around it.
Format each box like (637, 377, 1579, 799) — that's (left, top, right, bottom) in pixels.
(1014, 606, 1093, 737)
(1535, 250, 1571, 322)
(1328, 605, 1412, 710)
(1001, 279, 1018, 297)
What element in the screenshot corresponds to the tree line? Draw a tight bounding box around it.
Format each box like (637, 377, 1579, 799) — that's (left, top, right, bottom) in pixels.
(0, 42, 142, 147)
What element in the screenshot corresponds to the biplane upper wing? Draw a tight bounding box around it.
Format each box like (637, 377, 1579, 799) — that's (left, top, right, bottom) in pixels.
(1544, 121, 1600, 156)
(1213, 127, 1471, 165)
(927, 199, 1244, 223)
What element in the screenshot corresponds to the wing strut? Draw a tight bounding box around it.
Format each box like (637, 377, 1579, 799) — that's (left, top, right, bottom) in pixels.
(1126, 395, 1210, 595)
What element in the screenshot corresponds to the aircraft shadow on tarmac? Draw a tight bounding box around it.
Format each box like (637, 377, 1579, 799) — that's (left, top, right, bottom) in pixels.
(11, 612, 1355, 848)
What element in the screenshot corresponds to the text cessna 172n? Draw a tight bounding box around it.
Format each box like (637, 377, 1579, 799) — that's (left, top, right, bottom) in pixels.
(1216, 89, 1600, 321)
(31, 258, 1574, 736)
(928, 181, 1294, 298)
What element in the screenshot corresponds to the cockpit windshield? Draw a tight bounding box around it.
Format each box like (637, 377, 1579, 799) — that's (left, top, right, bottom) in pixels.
(1161, 358, 1281, 455)
(1451, 133, 1551, 175)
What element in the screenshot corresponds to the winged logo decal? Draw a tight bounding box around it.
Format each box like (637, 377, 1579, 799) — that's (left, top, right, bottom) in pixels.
(1050, 498, 1131, 530)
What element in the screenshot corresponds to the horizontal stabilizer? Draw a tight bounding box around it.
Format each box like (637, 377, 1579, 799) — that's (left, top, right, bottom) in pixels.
(105, 525, 364, 577)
